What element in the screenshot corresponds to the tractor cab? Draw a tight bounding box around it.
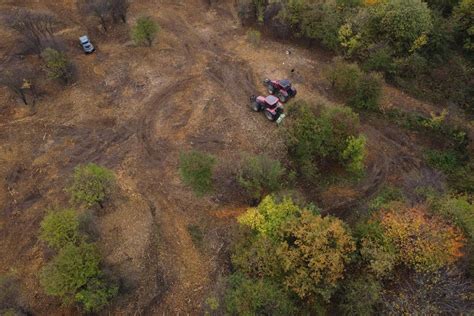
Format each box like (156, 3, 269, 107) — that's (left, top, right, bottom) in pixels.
(264, 95, 279, 108)
(278, 79, 291, 89)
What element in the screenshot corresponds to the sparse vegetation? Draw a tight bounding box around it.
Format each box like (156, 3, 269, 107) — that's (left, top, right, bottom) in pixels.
(225, 273, 296, 315)
(41, 48, 73, 84)
(68, 163, 115, 208)
(246, 29, 261, 47)
(179, 150, 216, 196)
(132, 17, 159, 47)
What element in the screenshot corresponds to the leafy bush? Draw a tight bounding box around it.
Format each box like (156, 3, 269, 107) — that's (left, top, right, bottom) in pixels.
(225, 273, 296, 316)
(338, 276, 382, 315)
(75, 278, 118, 313)
(368, 186, 404, 211)
(341, 135, 366, 174)
(237, 154, 286, 200)
(327, 58, 363, 97)
(349, 72, 383, 110)
(453, 0, 474, 52)
(432, 195, 474, 273)
(356, 220, 398, 277)
(179, 150, 216, 196)
(41, 48, 73, 84)
(132, 16, 159, 46)
(363, 46, 396, 74)
(368, 0, 433, 55)
(40, 242, 117, 311)
(284, 101, 365, 179)
(40, 209, 80, 250)
(327, 58, 382, 110)
(434, 195, 474, 240)
(284, 0, 344, 50)
(424, 149, 460, 174)
(246, 29, 261, 47)
(68, 163, 115, 208)
(238, 195, 300, 238)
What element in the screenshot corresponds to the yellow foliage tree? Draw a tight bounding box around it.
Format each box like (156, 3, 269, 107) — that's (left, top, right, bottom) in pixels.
(278, 211, 355, 302)
(380, 205, 465, 272)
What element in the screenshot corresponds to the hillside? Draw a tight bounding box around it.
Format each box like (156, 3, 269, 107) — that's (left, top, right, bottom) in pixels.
(1, 0, 473, 314)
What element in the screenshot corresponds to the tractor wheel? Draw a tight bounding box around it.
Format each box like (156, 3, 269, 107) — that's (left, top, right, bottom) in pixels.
(251, 101, 260, 112)
(279, 94, 287, 103)
(267, 85, 275, 94)
(265, 110, 276, 121)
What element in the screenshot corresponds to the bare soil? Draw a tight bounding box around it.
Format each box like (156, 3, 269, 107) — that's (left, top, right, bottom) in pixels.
(0, 0, 470, 314)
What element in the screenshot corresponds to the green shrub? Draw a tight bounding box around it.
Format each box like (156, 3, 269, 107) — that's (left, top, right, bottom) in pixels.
(424, 149, 460, 174)
(368, 186, 404, 211)
(75, 278, 118, 313)
(237, 154, 286, 200)
(179, 150, 216, 196)
(40, 242, 116, 312)
(68, 163, 115, 208)
(327, 58, 363, 97)
(356, 220, 398, 278)
(284, 101, 365, 180)
(225, 273, 296, 316)
(40, 209, 80, 250)
(349, 72, 383, 110)
(434, 195, 474, 239)
(41, 48, 73, 84)
(132, 16, 159, 46)
(246, 29, 261, 47)
(368, 0, 433, 55)
(338, 276, 382, 315)
(327, 58, 382, 110)
(453, 0, 474, 53)
(342, 135, 366, 174)
(363, 47, 396, 75)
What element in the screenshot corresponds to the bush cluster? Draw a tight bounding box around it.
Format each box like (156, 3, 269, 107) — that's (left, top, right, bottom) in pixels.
(39, 209, 117, 312)
(39, 163, 117, 312)
(327, 58, 383, 110)
(284, 101, 366, 179)
(237, 154, 286, 201)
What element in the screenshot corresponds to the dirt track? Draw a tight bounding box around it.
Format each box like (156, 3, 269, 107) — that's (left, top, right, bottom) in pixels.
(0, 0, 450, 314)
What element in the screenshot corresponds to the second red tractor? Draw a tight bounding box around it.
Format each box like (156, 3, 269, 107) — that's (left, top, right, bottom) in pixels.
(264, 78, 297, 102)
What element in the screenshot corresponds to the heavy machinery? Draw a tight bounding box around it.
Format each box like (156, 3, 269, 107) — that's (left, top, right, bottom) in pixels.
(264, 78, 297, 102)
(249, 95, 285, 123)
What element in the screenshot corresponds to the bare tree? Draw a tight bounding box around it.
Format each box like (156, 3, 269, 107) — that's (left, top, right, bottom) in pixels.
(381, 268, 474, 314)
(7, 9, 59, 55)
(0, 67, 38, 106)
(81, 0, 111, 32)
(110, 0, 129, 23)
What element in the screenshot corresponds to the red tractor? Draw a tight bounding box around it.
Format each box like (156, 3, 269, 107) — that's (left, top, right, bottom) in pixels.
(264, 78, 297, 102)
(250, 95, 285, 123)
